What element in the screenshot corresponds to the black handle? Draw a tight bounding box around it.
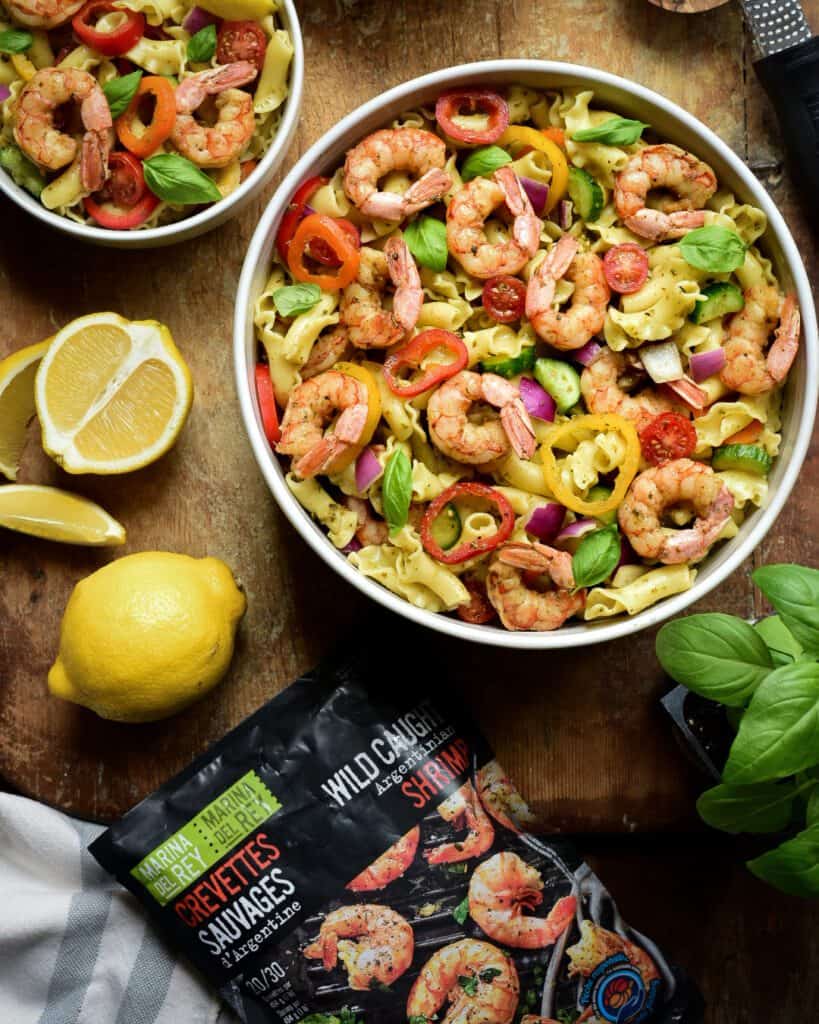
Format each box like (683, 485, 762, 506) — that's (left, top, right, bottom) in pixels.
(754, 36, 819, 230)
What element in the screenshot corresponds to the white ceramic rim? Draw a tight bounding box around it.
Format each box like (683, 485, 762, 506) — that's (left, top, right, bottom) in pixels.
(234, 58, 818, 649)
(0, 0, 304, 248)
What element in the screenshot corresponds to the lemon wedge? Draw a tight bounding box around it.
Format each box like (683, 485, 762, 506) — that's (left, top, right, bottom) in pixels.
(35, 312, 193, 475)
(0, 484, 126, 545)
(0, 339, 50, 481)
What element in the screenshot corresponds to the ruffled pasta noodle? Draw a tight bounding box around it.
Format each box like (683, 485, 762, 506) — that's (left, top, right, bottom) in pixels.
(286, 474, 357, 549)
(585, 566, 697, 620)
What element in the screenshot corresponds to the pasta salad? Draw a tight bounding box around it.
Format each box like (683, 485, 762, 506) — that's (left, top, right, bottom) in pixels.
(0, 0, 292, 228)
(253, 84, 801, 633)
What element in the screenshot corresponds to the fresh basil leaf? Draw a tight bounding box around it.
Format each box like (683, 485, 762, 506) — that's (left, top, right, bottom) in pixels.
(680, 225, 747, 273)
(656, 613, 772, 706)
(460, 145, 512, 182)
(0, 29, 33, 54)
(187, 23, 217, 63)
(479, 967, 502, 983)
(452, 895, 469, 925)
(571, 525, 621, 589)
(572, 116, 649, 147)
(143, 153, 221, 204)
(272, 283, 321, 318)
(753, 613, 804, 667)
(458, 975, 478, 997)
(807, 784, 819, 826)
(753, 564, 819, 658)
(747, 823, 819, 897)
(723, 661, 819, 784)
(697, 780, 799, 834)
(382, 449, 412, 535)
(102, 70, 143, 119)
(404, 216, 448, 272)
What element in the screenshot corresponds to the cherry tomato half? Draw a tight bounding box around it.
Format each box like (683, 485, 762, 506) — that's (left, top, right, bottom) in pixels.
(435, 88, 510, 145)
(639, 412, 697, 466)
(216, 20, 267, 74)
(307, 218, 359, 265)
(72, 0, 145, 57)
(83, 152, 159, 229)
(482, 275, 527, 324)
(603, 243, 649, 295)
(254, 363, 281, 445)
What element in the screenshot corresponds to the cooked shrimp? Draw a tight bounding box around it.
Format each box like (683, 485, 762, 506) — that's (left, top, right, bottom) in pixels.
(427, 370, 536, 465)
(347, 826, 420, 891)
(3, 0, 82, 28)
(277, 370, 371, 478)
(407, 938, 520, 1024)
(343, 127, 452, 220)
(526, 236, 610, 350)
(344, 495, 388, 546)
(171, 62, 256, 168)
(567, 921, 660, 988)
(618, 458, 734, 564)
(469, 852, 577, 949)
(486, 542, 586, 632)
(447, 165, 542, 279)
(303, 904, 413, 990)
(301, 326, 352, 379)
(720, 287, 800, 395)
(580, 348, 679, 433)
(341, 238, 422, 349)
(424, 781, 495, 865)
(476, 759, 537, 834)
(613, 144, 717, 241)
(14, 68, 113, 191)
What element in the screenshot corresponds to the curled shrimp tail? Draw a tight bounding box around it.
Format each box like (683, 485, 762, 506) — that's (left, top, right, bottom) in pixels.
(767, 293, 800, 384)
(500, 398, 536, 460)
(384, 236, 423, 332)
(401, 166, 452, 215)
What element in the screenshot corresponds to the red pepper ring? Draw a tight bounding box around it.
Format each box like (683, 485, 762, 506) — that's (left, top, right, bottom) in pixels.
(275, 175, 328, 262)
(287, 213, 360, 290)
(421, 482, 515, 565)
(72, 0, 145, 57)
(435, 88, 510, 145)
(383, 329, 468, 399)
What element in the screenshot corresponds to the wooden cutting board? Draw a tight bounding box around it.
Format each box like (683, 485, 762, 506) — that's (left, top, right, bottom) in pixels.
(1, 0, 817, 830)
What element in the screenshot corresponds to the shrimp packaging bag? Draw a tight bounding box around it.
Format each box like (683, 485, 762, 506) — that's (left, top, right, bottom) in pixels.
(90, 640, 702, 1024)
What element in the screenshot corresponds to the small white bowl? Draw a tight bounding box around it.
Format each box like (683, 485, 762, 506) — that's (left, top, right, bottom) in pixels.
(0, 0, 303, 249)
(234, 59, 818, 649)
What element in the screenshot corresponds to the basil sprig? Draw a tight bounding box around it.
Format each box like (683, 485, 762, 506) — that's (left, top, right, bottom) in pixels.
(460, 145, 512, 182)
(657, 563, 819, 898)
(571, 524, 620, 589)
(187, 23, 217, 64)
(572, 116, 649, 147)
(143, 153, 221, 204)
(272, 283, 321, 318)
(404, 216, 447, 272)
(0, 29, 33, 54)
(102, 70, 142, 119)
(680, 225, 747, 273)
(382, 449, 412, 535)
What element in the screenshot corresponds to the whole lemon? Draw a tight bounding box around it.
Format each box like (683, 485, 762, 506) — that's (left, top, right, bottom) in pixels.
(48, 552, 246, 722)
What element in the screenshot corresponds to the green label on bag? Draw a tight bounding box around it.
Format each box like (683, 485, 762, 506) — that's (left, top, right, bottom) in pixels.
(130, 770, 281, 905)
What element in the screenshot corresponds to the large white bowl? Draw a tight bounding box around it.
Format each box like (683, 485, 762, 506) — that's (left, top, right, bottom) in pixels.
(0, 0, 303, 249)
(234, 60, 818, 649)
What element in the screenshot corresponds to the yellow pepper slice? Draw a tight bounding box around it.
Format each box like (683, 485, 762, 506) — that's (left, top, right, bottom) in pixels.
(11, 54, 37, 82)
(332, 361, 382, 471)
(541, 413, 640, 516)
(499, 125, 568, 213)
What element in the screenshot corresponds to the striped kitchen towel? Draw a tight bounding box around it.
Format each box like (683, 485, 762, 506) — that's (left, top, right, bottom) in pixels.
(0, 793, 238, 1024)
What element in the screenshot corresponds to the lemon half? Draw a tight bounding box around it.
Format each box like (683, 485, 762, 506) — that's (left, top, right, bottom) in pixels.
(35, 312, 193, 475)
(0, 339, 50, 480)
(0, 484, 126, 545)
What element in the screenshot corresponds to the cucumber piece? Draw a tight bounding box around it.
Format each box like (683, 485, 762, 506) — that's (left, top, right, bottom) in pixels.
(0, 145, 44, 197)
(567, 166, 604, 222)
(711, 443, 772, 476)
(690, 281, 745, 324)
(534, 357, 581, 414)
(429, 502, 461, 551)
(587, 485, 617, 525)
(480, 346, 536, 378)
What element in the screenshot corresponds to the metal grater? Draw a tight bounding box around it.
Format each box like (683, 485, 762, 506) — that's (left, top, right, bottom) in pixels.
(740, 0, 813, 55)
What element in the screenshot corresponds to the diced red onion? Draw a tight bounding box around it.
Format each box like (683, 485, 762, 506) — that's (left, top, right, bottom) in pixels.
(355, 446, 383, 492)
(519, 376, 556, 422)
(182, 5, 219, 32)
(555, 517, 597, 544)
(0, 85, 10, 104)
(573, 340, 603, 367)
(519, 177, 549, 217)
(664, 376, 709, 410)
(341, 537, 362, 555)
(553, 199, 573, 230)
(639, 341, 684, 384)
(617, 536, 638, 569)
(689, 348, 726, 383)
(525, 503, 565, 542)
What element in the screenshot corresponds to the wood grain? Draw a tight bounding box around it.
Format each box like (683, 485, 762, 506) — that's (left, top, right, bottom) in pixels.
(0, 0, 816, 840)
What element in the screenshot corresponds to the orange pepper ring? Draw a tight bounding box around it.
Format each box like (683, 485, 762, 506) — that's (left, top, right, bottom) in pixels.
(287, 214, 360, 290)
(115, 76, 176, 159)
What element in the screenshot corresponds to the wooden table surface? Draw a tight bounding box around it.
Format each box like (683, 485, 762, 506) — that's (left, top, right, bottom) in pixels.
(2, 0, 818, 1020)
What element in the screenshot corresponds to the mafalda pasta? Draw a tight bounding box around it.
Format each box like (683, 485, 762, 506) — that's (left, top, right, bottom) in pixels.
(92, 638, 703, 1023)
